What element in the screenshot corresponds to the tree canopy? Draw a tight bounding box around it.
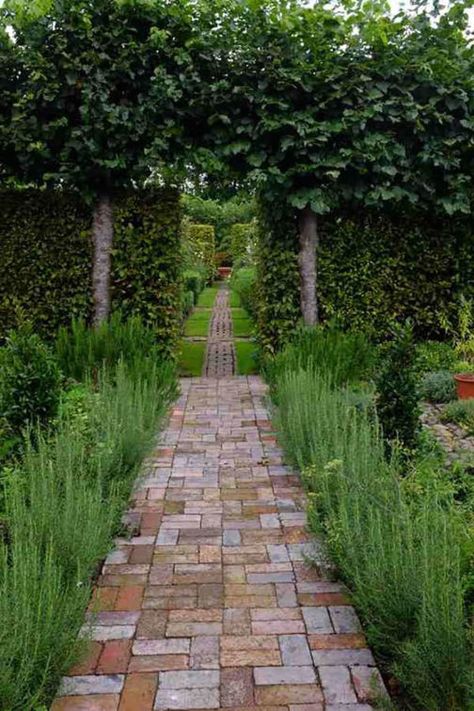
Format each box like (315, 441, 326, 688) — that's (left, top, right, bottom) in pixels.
(198, 0, 474, 217)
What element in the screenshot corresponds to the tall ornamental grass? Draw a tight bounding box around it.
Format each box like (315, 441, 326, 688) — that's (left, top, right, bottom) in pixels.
(56, 312, 159, 381)
(0, 359, 176, 710)
(274, 365, 473, 711)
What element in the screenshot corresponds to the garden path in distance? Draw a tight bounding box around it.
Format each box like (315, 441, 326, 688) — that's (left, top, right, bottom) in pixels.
(52, 284, 387, 710)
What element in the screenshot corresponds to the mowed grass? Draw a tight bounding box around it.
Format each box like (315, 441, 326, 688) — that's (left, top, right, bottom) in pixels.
(178, 340, 206, 376)
(183, 309, 211, 337)
(232, 312, 253, 337)
(235, 341, 258, 375)
(197, 287, 218, 308)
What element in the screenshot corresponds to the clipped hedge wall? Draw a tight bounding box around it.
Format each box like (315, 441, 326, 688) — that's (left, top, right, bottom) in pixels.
(256, 196, 473, 352)
(256, 196, 300, 354)
(0, 190, 92, 338)
(185, 223, 215, 280)
(0, 188, 182, 356)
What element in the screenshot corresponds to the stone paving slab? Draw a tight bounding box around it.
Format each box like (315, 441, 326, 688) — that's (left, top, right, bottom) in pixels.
(51, 377, 388, 711)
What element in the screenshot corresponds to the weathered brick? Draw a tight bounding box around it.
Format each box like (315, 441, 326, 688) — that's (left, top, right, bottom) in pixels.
(70, 642, 102, 675)
(319, 666, 357, 705)
(190, 636, 219, 669)
(221, 649, 281, 667)
(312, 648, 375, 666)
(128, 655, 188, 672)
(254, 666, 316, 685)
(51, 695, 120, 710)
(114, 586, 144, 611)
(279, 635, 312, 665)
(309, 633, 366, 650)
(255, 684, 324, 705)
(97, 640, 131, 674)
(351, 666, 388, 702)
(221, 667, 254, 707)
(329, 606, 361, 634)
(58, 675, 124, 697)
(154, 687, 219, 710)
(137, 610, 168, 639)
(301, 607, 333, 634)
(119, 672, 157, 711)
(159, 670, 219, 689)
(133, 639, 190, 655)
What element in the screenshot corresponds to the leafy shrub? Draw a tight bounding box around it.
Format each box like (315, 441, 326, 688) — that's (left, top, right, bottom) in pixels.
(183, 268, 205, 303)
(376, 324, 420, 452)
(266, 326, 375, 390)
(441, 399, 474, 435)
(56, 313, 158, 381)
(416, 341, 458, 373)
(273, 365, 472, 710)
(230, 267, 258, 318)
(0, 324, 61, 437)
(181, 290, 195, 319)
(0, 358, 177, 709)
(420, 370, 457, 403)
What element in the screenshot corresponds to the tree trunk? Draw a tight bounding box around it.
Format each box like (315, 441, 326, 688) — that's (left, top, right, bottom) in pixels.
(298, 205, 319, 326)
(92, 192, 114, 327)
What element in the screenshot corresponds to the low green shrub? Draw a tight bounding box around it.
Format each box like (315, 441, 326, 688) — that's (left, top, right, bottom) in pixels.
(376, 324, 420, 453)
(183, 268, 206, 303)
(265, 326, 375, 390)
(56, 313, 158, 381)
(230, 267, 258, 319)
(273, 366, 472, 710)
(0, 323, 62, 438)
(420, 370, 457, 403)
(181, 290, 195, 319)
(441, 399, 474, 435)
(416, 341, 458, 374)
(0, 358, 177, 709)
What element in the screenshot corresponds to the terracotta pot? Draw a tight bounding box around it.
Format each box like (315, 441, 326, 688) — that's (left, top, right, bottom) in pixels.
(454, 373, 474, 400)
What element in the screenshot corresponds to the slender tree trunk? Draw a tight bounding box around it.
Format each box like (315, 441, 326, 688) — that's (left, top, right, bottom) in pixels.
(298, 205, 319, 326)
(92, 192, 114, 327)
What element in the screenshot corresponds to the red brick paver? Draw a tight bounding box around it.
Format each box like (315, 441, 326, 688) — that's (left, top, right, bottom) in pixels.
(52, 377, 387, 710)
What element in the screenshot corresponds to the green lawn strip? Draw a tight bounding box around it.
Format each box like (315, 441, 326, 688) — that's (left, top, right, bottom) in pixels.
(184, 309, 211, 337)
(178, 339, 206, 376)
(232, 316, 253, 337)
(197, 286, 219, 308)
(235, 341, 258, 375)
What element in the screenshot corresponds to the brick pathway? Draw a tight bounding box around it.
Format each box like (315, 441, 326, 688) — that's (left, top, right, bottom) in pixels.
(204, 284, 236, 378)
(52, 376, 387, 711)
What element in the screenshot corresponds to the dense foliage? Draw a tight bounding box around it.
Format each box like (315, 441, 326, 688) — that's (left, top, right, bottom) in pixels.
(376, 324, 421, 452)
(0, 323, 61, 441)
(0, 188, 183, 355)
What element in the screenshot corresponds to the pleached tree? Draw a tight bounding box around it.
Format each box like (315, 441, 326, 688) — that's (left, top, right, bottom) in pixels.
(0, 0, 203, 325)
(199, 0, 474, 326)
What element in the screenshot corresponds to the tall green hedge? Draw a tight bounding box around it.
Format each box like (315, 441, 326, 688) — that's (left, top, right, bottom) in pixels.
(256, 197, 300, 354)
(256, 195, 473, 352)
(0, 188, 182, 356)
